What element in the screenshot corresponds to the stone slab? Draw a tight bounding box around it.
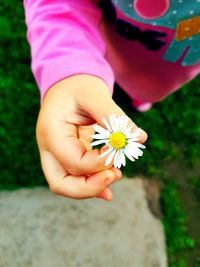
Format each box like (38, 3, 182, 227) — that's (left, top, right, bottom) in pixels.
(0, 178, 167, 267)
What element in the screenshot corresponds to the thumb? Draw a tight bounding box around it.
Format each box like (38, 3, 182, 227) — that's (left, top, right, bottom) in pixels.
(78, 80, 147, 143)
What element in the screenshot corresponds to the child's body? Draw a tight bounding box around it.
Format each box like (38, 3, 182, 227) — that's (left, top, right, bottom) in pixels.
(23, 0, 200, 200)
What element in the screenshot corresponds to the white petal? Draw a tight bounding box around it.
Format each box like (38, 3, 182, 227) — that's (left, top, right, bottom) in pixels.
(114, 150, 122, 169)
(124, 147, 135, 162)
(123, 129, 134, 139)
(98, 146, 114, 158)
(91, 133, 108, 140)
(118, 115, 128, 129)
(126, 144, 144, 159)
(91, 139, 108, 147)
(128, 141, 146, 149)
(105, 149, 116, 166)
(94, 124, 111, 137)
(102, 118, 112, 132)
(109, 114, 118, 132)
(123, 126, 141, 140)
(130, 152, 139, 159)
(128, 136, 140, 142)
(120, 150, 126, 166)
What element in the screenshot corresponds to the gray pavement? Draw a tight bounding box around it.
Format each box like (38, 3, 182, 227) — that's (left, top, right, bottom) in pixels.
(0, 178, 167, 267)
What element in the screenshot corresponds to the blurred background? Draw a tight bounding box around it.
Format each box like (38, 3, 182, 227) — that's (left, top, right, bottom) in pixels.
(0, 1, 200, 266)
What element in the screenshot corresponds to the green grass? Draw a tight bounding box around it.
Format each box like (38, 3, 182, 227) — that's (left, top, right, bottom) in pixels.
(113, 81, 200, 266)
(0, 1, 200, 266)
(161, 182, 195, 267)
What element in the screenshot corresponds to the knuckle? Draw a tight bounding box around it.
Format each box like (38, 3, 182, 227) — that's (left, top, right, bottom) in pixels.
(68, 165, 84, 177)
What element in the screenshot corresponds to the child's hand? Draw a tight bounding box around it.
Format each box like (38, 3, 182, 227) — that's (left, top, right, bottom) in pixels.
(36, 75, 147, 201)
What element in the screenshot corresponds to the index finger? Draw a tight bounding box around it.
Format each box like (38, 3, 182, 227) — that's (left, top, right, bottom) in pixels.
(46, 121, 111, 176)
(40, 150, 118, 199)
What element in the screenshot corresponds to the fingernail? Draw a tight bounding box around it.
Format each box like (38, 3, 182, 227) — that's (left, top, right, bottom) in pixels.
(100, 145, 109, 154)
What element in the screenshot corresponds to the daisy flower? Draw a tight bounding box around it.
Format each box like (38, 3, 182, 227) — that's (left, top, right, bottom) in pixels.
(91, 114, 146, 169)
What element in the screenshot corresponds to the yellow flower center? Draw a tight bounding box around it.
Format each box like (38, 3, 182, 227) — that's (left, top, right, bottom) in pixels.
(109, 132, 126, 150)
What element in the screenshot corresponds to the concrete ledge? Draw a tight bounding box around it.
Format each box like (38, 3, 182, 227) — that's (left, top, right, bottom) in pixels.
(0, 178, 167, 267)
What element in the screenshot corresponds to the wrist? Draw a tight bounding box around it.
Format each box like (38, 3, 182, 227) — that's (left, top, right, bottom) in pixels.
(42, 74, 111, 107)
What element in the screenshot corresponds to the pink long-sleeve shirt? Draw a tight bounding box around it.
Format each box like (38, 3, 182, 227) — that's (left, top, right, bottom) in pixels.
(23, 0, 200, 102)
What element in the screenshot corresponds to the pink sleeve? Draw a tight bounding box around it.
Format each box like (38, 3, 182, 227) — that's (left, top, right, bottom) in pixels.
(23, 0, 115, 100)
